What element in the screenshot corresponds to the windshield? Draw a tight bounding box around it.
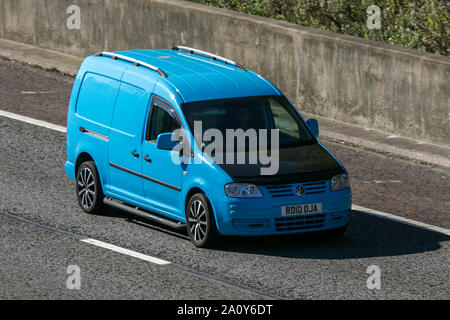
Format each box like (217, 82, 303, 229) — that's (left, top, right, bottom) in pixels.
(181, 95, 315, 149)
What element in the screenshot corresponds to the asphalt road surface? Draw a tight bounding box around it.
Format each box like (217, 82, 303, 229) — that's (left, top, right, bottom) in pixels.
(0, 58, 449, 299)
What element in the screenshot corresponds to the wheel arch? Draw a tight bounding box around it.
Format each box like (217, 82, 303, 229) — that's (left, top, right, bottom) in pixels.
(184, 186, 219, 229)
(74, 151, 107, 190)
(75, 152, 94, 176)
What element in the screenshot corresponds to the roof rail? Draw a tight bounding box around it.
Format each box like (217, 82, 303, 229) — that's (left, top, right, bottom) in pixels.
(94, 52, 168, 78)
(172, 46, 246, 71)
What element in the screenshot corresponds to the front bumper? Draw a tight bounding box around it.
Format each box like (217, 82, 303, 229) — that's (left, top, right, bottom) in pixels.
(65, 160, 75, 181)
(210, 187, 351, 236)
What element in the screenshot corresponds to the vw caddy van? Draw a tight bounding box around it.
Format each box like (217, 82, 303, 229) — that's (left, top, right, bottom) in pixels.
(65, 46, 351, 247)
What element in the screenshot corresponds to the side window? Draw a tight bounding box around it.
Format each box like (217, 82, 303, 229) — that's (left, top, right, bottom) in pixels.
(269, 97, 300, 139)
(147, 98, 180, 142)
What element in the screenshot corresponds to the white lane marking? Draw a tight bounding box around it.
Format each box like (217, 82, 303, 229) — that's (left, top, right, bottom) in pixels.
(0, 109, 66, 133)
(1, 110, 449, 238)
(364, 180, 402, 184)
(353, 205, 450, 236)
(81, 238, 171, 265)
(386, 135, 398, 139)
(21, 91, 50, 94)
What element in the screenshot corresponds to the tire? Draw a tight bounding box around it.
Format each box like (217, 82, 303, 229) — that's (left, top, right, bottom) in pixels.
(186, 193, 220, 248)
(75, 161, 105, 214)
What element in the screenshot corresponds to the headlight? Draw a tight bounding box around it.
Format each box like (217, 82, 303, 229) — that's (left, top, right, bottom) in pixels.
(224, 183, 262, 198)
(331, 173, 350, 191)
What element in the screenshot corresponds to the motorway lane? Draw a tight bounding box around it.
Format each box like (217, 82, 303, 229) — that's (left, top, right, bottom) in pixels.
(1, 58, 449, 229)
(1, 116, 450, 299)
(0, 214, 266, 299)
(0, 58, 72, 126)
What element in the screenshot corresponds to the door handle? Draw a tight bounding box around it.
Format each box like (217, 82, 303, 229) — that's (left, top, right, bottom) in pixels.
(144, 155, 152, 163)
(131, 150, 139, 158)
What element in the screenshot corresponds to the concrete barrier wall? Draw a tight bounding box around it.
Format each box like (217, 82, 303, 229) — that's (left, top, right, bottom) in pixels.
(1, 0, 449, 145)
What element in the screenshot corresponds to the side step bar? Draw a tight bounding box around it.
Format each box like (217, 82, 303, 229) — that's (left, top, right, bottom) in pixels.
(103, 197, 186, 231)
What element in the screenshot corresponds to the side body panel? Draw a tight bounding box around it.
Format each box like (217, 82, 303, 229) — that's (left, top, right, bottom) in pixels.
(108, 82, 148, 200)
(105, 66, 160, 202)
(65, 56, 125, 187)
(141, 96, 184, 218)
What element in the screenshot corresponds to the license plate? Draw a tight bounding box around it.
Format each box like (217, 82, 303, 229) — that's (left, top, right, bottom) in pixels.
(281, 203, 323, 216)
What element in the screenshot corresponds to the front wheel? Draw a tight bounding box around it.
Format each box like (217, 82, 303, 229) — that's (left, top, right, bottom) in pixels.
(76, 161, 105, 214)
(186, 193, 220, 248)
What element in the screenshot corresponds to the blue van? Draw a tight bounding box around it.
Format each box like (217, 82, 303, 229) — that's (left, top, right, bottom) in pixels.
(65, 46, 351, 247)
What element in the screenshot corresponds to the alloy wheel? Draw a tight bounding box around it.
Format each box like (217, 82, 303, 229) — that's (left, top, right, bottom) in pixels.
(188, 200, 208, 243)
(77, 167, 96, 209)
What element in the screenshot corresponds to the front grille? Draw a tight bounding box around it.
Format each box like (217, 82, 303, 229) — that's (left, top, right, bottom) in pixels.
(265, 184, 293, 197)
(265, 181, 328, 197)
(274, 214, 326, 232)
(302, 181, 327, 195)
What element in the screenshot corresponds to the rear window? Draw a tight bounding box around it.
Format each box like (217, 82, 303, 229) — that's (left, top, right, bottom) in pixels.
(76, 72, 120, 125)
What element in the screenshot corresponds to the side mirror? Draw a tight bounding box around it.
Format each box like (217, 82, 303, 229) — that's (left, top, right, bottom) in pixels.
(306, 118, 319, 138)
(156, 132, 178, 150)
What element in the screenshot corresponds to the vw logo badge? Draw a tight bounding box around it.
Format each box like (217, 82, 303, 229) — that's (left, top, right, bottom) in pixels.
(294, 185, 305, 196)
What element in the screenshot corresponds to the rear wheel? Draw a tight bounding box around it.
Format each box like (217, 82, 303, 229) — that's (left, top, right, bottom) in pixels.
(76, 161, 104, 214)
(186, 193, 219, 248)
